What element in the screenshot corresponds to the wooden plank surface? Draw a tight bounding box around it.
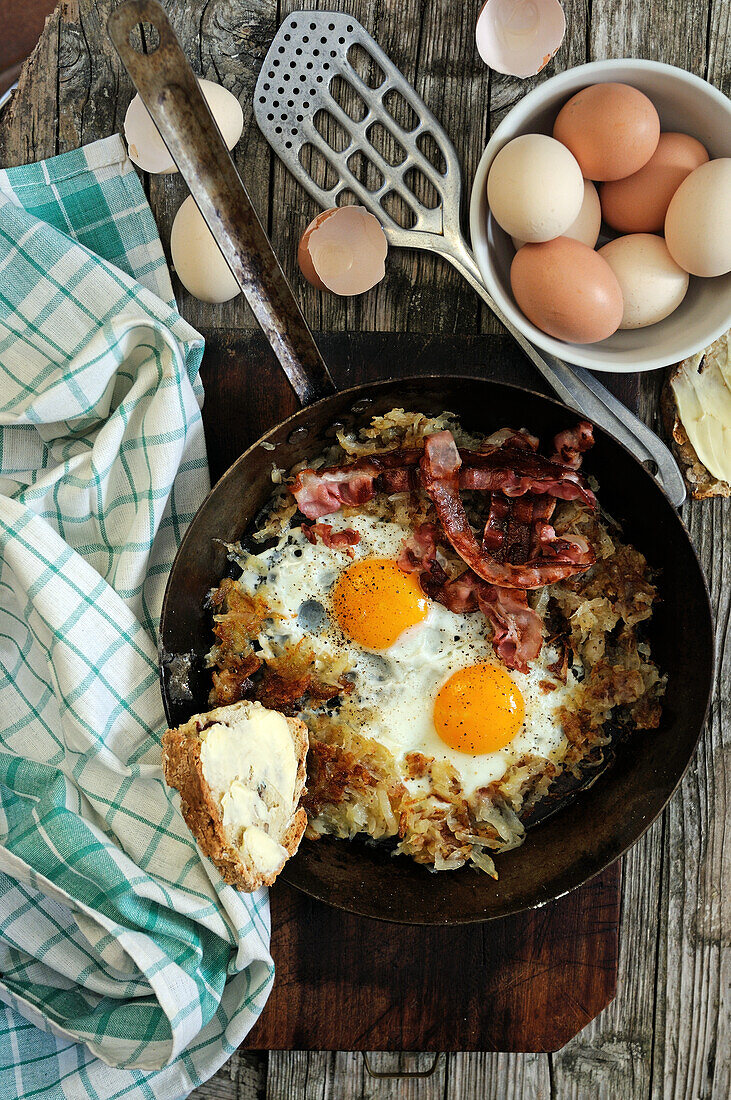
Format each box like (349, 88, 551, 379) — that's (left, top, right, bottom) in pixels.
(0, 0, 728, 1097)
(245, 857, 619, 1054)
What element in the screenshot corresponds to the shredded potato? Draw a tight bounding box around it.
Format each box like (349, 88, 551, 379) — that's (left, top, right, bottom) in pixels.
(206, 411, 665, 875)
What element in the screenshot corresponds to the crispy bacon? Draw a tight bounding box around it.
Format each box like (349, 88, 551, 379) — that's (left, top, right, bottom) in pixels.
(395, 522, 543, 671)
(291, 438, 595, 519)
(398, 522, 440, 572)
(397, 522, 450, 598)
(420, 432, 595, 590)
(302, 522, 360, 557)
(291, 449, 422, 518)
(476, 585, 543, 673)
(458, 448, 595, 505)
(482, 495, 536, 562)
(291, 466, 378, 518)
(432, 572, 480, 613)
(552, 421, 595, 469)
(401, 553, 542, 671)
(529, 495, 557, 557)
(289, 420, 597, 673)
(482, 427, 540, 452)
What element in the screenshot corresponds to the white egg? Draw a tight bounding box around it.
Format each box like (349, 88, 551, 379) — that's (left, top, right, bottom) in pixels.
(512, 178, 601, 251)
(124, 78, 244, 174)
(238, 513, 577, 796)
(170, 196, 240, 303)
(487, 134, 584, 243)
(664, 157, 731, 278)
(475, 0, 566, 79)
(599, 233, 689, 330)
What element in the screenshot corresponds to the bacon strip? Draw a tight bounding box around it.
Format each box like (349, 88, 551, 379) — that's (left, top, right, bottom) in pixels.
(395, 522, 543, 672)
(291, 439, 595, 518)
(397, 522, 442, 574)
(420, 432, 595, 590)
(552, 421, 595, 469)
(302, 523, 360, 557)
(458, 448, 595, 505)
(477, 585, 543, 673)
(483, 495, 535, 563)
(482, 427, 540, 452)
(289, 421, 597, 673)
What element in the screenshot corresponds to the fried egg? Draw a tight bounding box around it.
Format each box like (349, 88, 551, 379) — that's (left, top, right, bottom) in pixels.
(237, 513, 578, 795)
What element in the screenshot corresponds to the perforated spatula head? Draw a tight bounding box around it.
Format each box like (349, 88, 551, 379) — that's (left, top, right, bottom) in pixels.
(253, 10, 465, 251)
(253, 10, 687, 508)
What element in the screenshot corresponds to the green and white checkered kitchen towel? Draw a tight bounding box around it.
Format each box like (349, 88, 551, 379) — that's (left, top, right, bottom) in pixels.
(0, 135, 274, 1099)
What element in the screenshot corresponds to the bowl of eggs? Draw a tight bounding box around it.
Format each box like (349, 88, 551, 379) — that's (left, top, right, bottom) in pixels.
(470, 59, 731, 371)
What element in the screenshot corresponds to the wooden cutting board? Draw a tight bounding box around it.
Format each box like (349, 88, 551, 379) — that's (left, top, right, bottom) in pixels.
(201, 330, 627, 1053)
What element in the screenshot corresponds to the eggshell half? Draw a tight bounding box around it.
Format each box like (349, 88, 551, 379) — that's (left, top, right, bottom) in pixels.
(599, 234, 689, 329)
(298, 207, 388, 296)
(665, 158, 731, 277)
(171, 196, 240, 303)
(513, 178, 601, 250)
(125, 78, 244, 174)
(475, 0, 566, 78)
(510, 237, 624, 344)
(487, 134, 584, 243)
(553, 83, 660, 181)
(600, 132, 709, 233)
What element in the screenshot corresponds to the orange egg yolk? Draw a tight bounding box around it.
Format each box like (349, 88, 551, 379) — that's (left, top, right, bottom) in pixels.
(434, 663, 526, 755)
(332, 557, 428, 650)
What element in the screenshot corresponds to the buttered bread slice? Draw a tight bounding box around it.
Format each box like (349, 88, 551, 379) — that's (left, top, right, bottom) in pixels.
(662, 331, 731, 499)
(162, 700, 308, 891)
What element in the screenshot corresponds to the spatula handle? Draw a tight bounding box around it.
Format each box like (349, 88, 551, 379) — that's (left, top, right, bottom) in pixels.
(108, 0, 335, 407)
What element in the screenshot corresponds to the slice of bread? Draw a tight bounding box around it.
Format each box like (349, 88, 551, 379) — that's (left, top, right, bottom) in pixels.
(662, 332, 731, 500)
(162, 699, 308, 891)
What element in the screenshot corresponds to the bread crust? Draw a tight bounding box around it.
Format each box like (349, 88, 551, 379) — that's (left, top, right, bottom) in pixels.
(162, 705, 308, 891)
(662, 352, 731, 501)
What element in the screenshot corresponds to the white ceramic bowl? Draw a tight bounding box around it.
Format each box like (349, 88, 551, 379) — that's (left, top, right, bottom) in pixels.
(470, 60, 731, 372)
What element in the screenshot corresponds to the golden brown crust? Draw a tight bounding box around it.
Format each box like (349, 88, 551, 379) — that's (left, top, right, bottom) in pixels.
(661, 362, 731, 500)
(162, 707, 308, 891)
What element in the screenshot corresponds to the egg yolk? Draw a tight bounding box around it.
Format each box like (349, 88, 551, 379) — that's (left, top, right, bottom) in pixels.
(434, 662, 525, 755)
(332, 557, 428, 650)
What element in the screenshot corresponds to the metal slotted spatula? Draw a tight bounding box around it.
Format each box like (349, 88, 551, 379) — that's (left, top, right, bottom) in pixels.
(254, 11, 686, 507)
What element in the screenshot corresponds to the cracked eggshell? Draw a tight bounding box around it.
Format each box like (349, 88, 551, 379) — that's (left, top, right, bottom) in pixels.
(171, 196, 240, 303)
(513, 178, 601, 250)
(124, 78, 244, 174)
(297, 207, 388, 296)
(475, 0, 566, 78)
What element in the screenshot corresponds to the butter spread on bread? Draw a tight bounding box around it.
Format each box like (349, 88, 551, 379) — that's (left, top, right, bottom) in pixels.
(162, 700, 308, 891)
(663, 331, 731, 498)
(671, 334, 731, 484)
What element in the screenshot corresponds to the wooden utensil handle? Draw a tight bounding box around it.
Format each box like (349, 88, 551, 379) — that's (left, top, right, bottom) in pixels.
(108, 0, 336, 406)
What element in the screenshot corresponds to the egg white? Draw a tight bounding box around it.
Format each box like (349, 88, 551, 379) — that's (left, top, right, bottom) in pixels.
(237, 513, 577, 795)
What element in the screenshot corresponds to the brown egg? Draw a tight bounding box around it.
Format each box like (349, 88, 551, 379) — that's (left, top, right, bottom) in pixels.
(510, 237, 624, 344)
(553, 83, 660, 181)
(600, 132, 709, 233)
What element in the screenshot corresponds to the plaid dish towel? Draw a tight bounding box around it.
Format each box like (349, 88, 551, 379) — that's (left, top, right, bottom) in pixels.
(0, 136, 274, 1098)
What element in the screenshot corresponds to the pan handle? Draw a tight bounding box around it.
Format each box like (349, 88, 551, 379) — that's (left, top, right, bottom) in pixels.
(108, 0, 335, 407)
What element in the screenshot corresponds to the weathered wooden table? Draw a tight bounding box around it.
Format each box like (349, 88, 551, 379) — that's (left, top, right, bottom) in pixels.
(1, 1, 728, 1097)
